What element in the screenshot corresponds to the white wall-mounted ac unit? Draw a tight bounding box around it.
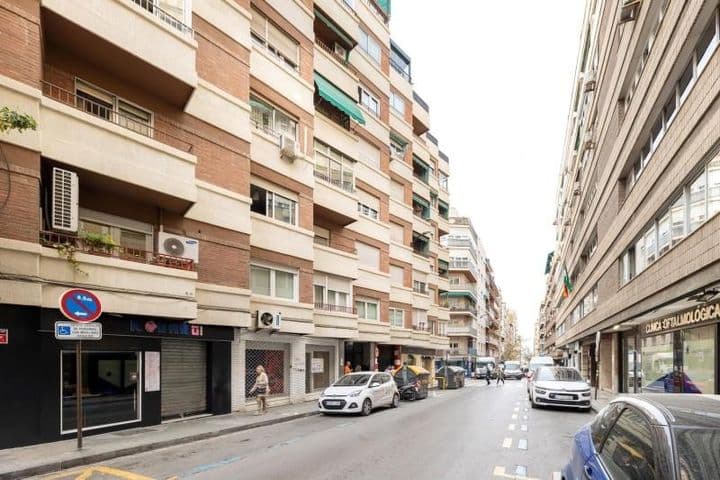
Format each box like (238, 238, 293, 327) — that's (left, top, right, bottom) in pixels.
(256, 310, 281, 330)
(158, 232, 199, 262)
(279, 135, 298, 161)
(51, 167, 79, 232)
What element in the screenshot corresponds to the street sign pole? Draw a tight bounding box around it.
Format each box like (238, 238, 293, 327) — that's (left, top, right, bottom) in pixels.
(76, 340, 83, 449)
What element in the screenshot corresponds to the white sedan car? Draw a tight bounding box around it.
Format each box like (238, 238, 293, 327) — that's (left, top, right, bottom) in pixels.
(319, 372, 399, 415)
(529, 366, 592, 410)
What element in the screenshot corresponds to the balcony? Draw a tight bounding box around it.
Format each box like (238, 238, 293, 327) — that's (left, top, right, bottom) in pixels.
(40, 230, 195, 271)
(41, 82, 197, 210)
(448, 284, 478, 302)
(314, 41, 358, 101)
(313, 172, 359, 227)
(449, 304, 478, 316)
(41, 0, 197, 105)
(449, 260, 479, 281)
(412, 92, 430, 136)
(446, 323, 478, 337)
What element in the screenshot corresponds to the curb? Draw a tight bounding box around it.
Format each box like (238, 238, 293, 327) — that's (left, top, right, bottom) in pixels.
(0, 410, 320, 480)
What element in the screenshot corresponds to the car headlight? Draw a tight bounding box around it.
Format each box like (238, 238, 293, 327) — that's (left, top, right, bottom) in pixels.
(348, 389, 363, 397)
(320, 390, 328, 398)
(534, 388, 547, 395)
(582, 391, 591, 397)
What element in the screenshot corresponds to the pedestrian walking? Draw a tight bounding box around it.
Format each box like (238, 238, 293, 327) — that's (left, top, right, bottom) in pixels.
(344, 361, 352, 375)
(486, 364, 492, 386)
(354, 364, 362, 372)
(496, 364, 505, 385)
(249, 365, 270, 415)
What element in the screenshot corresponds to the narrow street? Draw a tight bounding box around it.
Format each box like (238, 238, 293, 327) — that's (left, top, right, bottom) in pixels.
(36, 380, 593, 480)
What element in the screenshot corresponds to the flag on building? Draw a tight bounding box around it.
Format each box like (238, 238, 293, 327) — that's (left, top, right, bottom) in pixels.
(562, 264, 573, 298)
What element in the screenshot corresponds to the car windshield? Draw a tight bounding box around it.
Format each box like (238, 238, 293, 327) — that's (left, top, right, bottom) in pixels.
(536, 368, 583, 382)
(333, 374, 371, 386)
(505, 362, 520, 369)
(674, 427, 720, 479)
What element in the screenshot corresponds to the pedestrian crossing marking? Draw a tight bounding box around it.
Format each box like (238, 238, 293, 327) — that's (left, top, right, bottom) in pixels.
(521, 424, 528, 432)
(518, 439, 528, 450)
(491, 466, 540, 480)
(502, 437, 513, 448)
(508, 423, 516, 431)
(552, 473, 562, 480)
(511, 413, 518, 420)
(513, 407, 519, 412)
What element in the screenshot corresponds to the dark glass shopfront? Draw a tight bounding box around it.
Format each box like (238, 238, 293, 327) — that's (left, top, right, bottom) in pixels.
(622, 303, 720, 394)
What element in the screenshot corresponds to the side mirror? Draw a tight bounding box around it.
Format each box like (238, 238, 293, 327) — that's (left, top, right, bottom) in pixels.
(370, 382, 381, 388)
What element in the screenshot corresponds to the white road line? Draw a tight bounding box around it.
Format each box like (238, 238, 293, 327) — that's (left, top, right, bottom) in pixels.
(513, 407, 519, 412)
(502, 437, 513, 448)
(518, 438, 528, 450)
(508, 424, 516, 431)
(520, 424, 528, 432)
(552, 472, 563, 480)
(511, 413, 518, 420)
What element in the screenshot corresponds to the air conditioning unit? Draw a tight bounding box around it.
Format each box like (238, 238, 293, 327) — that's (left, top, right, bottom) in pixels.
(334, 43, 347, 59)
(257, 310, 281, 330)
(158, 232, 200, 262)
(279, 134, 298, 161)
(619, 0, 641, 24)
(51, 167, 79, 232)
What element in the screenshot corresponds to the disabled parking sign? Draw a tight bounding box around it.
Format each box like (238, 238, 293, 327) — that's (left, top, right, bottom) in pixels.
(59, 289, 102, 323)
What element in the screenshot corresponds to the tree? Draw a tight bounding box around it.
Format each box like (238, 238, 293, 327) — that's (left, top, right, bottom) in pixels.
(502, 333, 522, 361)
(0, 107, 37, 133)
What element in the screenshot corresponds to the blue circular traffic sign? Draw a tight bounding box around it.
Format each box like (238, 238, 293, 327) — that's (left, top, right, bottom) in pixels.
(59, 289, 102, 323)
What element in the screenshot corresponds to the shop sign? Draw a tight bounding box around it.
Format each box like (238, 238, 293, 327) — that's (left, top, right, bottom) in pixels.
(645, 302, 720, 335)
(311, 357, 324, 374)
(130, 319, 204, 337)
(0, 328, 7, 344)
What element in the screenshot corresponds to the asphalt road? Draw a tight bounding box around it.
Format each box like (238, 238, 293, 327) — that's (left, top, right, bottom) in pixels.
(37, 380, 593, 480)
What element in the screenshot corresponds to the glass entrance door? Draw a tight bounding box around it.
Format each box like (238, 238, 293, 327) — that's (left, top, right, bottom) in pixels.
(623, 334, 640, 393)
(682, 324, 716, 394)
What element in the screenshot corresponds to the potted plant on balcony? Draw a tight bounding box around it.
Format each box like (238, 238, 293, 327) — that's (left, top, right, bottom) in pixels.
(80, 231, 116, 255)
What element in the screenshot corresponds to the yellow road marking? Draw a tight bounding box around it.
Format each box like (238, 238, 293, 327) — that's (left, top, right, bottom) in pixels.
(41, 466, 157, 480)
(502, 437, 512, 448)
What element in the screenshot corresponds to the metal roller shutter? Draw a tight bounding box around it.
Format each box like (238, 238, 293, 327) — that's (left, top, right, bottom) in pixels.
(161, 339, 207, 419)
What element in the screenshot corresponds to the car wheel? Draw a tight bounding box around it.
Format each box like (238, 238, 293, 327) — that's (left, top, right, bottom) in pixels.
(391, 394, 399, 408)
(361, 398, 372, 416)
(530, 394, 538, 409)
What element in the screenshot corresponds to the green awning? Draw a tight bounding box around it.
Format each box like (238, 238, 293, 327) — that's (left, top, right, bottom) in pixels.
(314, 9, 355, 48)
(412, 194, 430, 209)
(314, 72, 365, 125)
(377, 0, 390, 15)
(390, 131, 408, 145)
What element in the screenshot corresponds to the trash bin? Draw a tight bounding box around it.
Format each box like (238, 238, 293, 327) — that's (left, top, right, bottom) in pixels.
(436, 366, 466, 389)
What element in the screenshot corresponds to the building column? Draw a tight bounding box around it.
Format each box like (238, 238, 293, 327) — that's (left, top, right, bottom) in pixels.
(289, 336, 308, 403)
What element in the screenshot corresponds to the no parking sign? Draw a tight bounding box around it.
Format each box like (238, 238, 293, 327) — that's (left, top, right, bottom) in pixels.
(59, 289, 102, 323)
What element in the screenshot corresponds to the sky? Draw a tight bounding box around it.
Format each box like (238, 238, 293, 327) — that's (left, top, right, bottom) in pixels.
(391, 1, 586, 347)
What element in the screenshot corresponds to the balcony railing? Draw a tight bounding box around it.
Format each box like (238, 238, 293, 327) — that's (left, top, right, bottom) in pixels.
(314, 303, 356, 314)
(131, 0, 194, 39)
(412, 284, 428, 294)
(449, 260, 479, 278)
(316, 38, 349, 66)
(449, 305, 477, 316)
(42, 81, 193, 152)
(413, 91, 429, 112)
(313, 169, 355, 193)
(449, 283, 477, 292)
(40, 230, 195, 271)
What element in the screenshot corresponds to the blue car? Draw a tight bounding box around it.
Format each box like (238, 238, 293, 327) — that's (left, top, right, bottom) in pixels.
(562, 394, 720, 479)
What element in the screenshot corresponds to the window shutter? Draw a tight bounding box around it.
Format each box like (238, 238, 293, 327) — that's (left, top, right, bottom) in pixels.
(356, 241, 380, 269)
(390, 265, 404, 284)
(357, 189, 380, 211)
(51, 167, 79, 232)
(267, 22, 298, 64)
(250, 9, 265, 37)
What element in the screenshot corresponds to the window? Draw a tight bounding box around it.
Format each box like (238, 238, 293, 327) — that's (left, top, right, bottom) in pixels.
(390, 180, 405, 201)
(79, 209, 153, 254)
(358, 202, 378, 219)
(390, 92, 405, 115)
(359, 86, 380, 117)
(356, 299, 378, 320)
(356, 241, 380, 269)
(390, 222, 404, 244)
(709, 158, 720, 218)
(389, 308, 404, 327)
(675, 428, 720, 479)
(250, 184, 297, 225)
(390, 138, 407, 160)
(314, 140, 355, 192)
(359, 29, 380, 64)
(413, 280, 427, 294)
(413, 156, 430, 183)
(358, 139, 381, 169)
(657, 210, 670, 255)
(689, 172, 707, 232)
(313, 274, 350, 310)
(670, 195, 686, 246)
(438, 171, 449, 191)
(251, 265, 297, 300)
(250, 95, 297, 139)
(599, 408, 656, 479)
(643, 225, 657, 265)
(313, 225, 330, 246)
(696, 10, 720, 73)
(251, 9, 299, 70)
(357, 189, 380, 220)
(390, 265, 404, 285)
(412, 309, 427, 331)
(75, 79, 152, 136)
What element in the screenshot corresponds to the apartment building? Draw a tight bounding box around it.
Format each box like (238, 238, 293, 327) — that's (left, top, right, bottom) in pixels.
(539, 0, 720, 395)
(442, 214, 503, 370)
(0, 0, 451, 448)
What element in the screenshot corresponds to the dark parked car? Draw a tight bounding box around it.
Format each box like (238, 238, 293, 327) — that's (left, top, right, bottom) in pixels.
(563, 394, 720, 479)
(436, 366, 465, 389)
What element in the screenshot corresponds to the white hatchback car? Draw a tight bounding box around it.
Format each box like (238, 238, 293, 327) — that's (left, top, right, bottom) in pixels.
(529, 366, 592, 410)
(319, 372, 399, 415)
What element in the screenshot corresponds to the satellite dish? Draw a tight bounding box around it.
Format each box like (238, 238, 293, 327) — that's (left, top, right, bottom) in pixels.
(163, 237, 185, 256)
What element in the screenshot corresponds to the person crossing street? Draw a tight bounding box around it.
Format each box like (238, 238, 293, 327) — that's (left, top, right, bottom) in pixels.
(495, 364, 505, 385)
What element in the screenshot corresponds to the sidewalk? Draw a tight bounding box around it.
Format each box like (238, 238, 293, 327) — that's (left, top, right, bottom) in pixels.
(590, 389, 615, 413)
(0, 401, 319, 480)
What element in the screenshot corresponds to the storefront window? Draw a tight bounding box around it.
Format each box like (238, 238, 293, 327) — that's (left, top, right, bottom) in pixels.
(306, 348, 333, 392)
(61, 351, 140, 432)
(641, 333, 674, 393)
(683, 325, 716, 394)
(623, 334, 640, 393)
(246, 348, 286, 398)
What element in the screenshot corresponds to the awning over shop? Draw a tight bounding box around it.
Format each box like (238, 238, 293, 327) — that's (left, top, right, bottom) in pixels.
(314, 72, 365, 125)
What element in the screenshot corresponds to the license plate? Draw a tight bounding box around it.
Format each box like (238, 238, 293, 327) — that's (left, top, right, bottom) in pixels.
(325, 400, 342, 406)
(555, 394, 574, 400)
